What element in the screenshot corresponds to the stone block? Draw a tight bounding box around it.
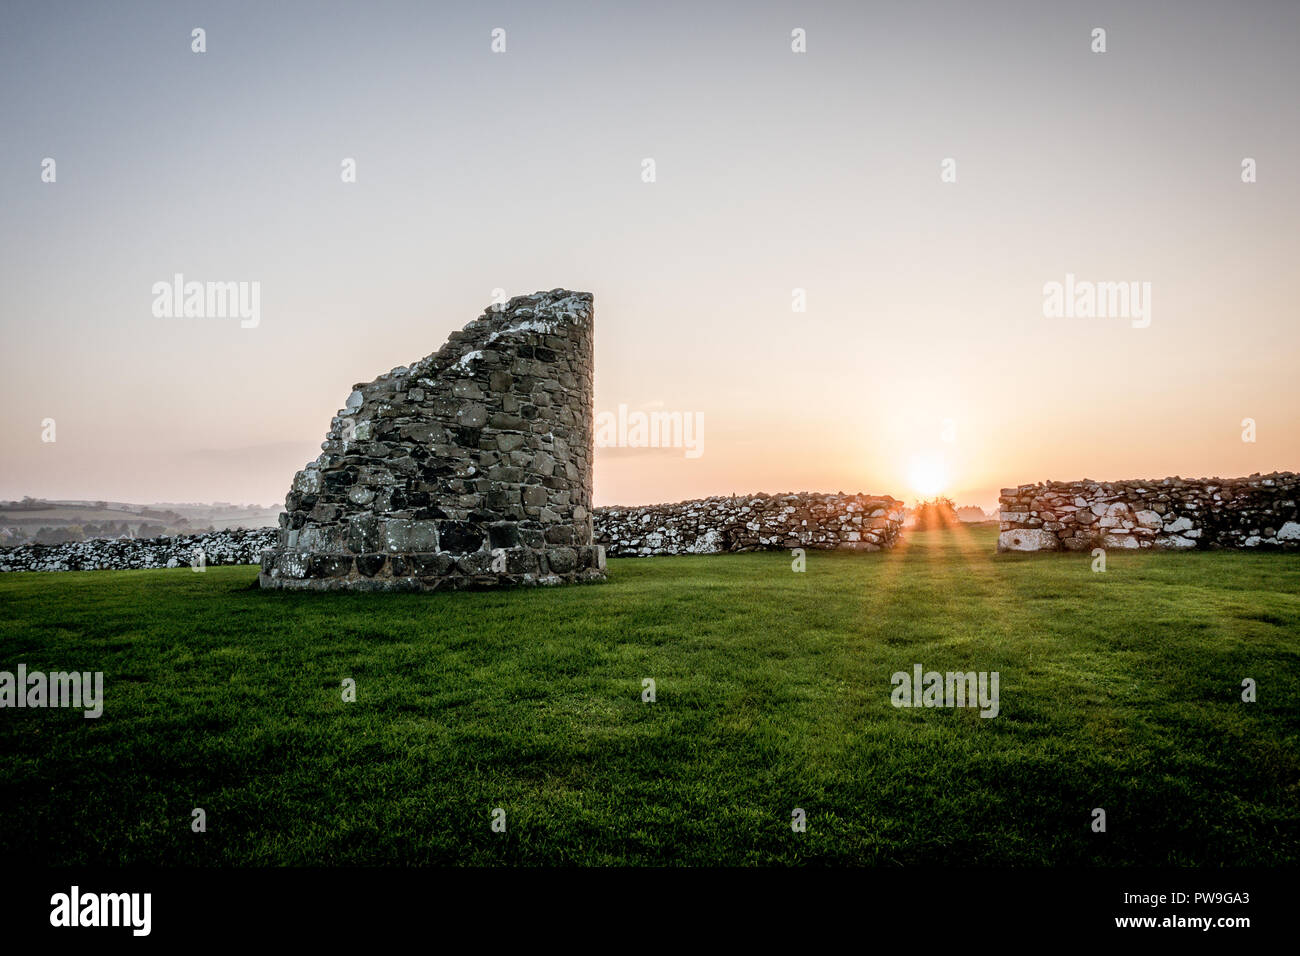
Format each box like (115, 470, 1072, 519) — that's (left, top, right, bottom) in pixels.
(997, 529, 1060, 552)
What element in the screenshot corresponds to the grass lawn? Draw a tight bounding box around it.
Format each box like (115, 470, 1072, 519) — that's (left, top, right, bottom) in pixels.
(1, 525, 1296, 866)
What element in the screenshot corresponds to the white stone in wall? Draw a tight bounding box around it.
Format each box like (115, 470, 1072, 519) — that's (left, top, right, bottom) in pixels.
(998, 529, 1059, 551)
(1278, 521, 1300, 541)
(688, 529, 725, 554)
(1135, 510, 1161, 529)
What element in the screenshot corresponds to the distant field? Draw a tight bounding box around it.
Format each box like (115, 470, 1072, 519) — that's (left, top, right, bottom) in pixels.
(197, 512, 280, 531)
(0, 506, 149, 526)
(0, 502, 280, 538)
(1, 526, 1296, 865)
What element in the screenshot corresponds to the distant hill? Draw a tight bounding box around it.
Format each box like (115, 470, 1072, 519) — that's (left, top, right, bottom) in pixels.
(0, 498, 281, 547)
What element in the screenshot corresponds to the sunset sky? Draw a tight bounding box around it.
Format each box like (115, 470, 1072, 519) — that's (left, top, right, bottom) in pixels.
(3, 1, 1298, 513)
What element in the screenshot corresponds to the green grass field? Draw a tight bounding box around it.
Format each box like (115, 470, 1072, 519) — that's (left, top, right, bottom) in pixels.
(1, 525, 1296, 866)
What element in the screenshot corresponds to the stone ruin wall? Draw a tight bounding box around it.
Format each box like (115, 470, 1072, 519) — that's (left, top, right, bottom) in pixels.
(0, 492, 906, 572)
(13, 474, 1300, 569)
(0, 528, 276, 573)
(258, 289, 605, 590)
(597, 492, 906, 556)
(997, 473, 1300, 552)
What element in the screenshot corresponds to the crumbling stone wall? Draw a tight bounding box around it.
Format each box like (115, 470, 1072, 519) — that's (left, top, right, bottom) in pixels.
(259, 289, 605, 590)
(596, 492, 905, 556)
(0, 493, 907, 571)
(997, 473, 1300, 552)
(0, 528, 276, 572)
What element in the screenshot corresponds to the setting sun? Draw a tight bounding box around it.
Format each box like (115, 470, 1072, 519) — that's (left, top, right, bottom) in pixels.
(908, 454, 948, 498)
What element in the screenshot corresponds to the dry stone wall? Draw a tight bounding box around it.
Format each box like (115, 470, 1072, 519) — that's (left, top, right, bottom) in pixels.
(13, 474, 1296, 569)
(0, 528, 276, 572)
(596, 492, 905, 556)
(998, 473, 1300, 552)
(0, 493, 907, 571)
(259, 290, 605, 590)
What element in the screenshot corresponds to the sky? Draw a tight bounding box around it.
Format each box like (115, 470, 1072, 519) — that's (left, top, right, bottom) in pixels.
(2, 0, 1298, 512)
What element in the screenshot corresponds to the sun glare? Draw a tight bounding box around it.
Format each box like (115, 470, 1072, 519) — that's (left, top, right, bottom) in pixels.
(908, 455, 948, 498)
